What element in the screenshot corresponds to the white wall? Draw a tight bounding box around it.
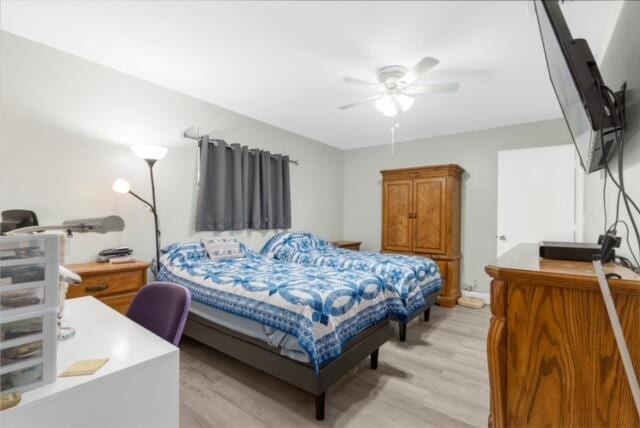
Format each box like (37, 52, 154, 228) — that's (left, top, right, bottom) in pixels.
(582, 1, 640, 266)
(0, 31, 344, 264)
(0, 30, 588, 293)
(343, 119, 572, 294)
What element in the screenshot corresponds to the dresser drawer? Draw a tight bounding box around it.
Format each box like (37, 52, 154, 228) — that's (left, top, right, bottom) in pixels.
(67, 271, 144, 299)
(101, 292, 137, 314)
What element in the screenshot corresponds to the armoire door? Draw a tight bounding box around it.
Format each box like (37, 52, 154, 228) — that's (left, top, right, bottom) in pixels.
(383, 179, 413, 252)
(413, 177, 447, 254)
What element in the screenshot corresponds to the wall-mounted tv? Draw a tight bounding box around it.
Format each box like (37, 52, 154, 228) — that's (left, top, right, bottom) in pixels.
(534, 0, 622, 173)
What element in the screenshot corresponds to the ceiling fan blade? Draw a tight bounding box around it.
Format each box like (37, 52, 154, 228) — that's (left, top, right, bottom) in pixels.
(420, 69, 492, 83)
(402, 82, 460, 95)
(402, 56, 440, 84)
(343, 77, 382, 89)
(338, 94, 383, 110)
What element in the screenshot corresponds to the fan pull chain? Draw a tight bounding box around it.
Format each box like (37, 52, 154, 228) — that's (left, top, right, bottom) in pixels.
(390, 116, 400, 155)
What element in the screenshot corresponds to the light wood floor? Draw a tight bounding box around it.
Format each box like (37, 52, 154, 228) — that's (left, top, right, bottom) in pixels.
(180, 305, 491, 428)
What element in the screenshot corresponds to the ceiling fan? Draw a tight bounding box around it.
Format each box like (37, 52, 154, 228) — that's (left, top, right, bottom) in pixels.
(338, 56, 461, 117)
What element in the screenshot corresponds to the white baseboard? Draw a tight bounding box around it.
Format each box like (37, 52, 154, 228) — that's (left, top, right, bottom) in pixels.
(461, 290, 491, 304)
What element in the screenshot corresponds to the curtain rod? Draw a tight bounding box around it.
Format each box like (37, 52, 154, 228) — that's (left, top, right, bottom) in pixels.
(183, 133, 299, 166)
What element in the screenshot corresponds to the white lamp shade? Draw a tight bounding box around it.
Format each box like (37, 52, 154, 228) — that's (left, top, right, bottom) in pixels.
(130, 145, 168, 161)
(375, 95, 398, 117)
(112, 178, 131, 194)
(396, 94, 415, 112)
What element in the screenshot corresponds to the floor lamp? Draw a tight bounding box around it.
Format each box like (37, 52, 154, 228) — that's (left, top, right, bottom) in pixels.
(113, 145, 167, 273)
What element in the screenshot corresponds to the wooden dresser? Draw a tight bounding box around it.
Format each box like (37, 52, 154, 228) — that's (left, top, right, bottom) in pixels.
(65, 261, 150, 314)
(486, 244, 640, 427)
(331, 241, 362, 251)
(381, 164, 464, 308)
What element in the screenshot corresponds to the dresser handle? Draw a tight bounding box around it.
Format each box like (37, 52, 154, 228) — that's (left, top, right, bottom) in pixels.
(85, 284, 109, 293)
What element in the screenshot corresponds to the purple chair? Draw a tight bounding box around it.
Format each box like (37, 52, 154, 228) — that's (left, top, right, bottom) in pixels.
(126, 282, 191, 346)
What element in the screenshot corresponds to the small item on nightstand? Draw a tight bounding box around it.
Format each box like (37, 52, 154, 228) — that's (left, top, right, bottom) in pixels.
(457, 296, 485, 309)
(108, 256, 133, 264)
(96, 247, 133, 263)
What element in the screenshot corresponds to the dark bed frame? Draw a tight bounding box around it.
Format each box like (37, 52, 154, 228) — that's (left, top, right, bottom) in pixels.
(396, 290, 439, 342)
(183, 311, 392, 420)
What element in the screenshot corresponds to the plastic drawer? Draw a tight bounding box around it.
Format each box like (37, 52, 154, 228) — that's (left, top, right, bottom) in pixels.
(1, 363, 44, 394)
(0, 235, 59, 315)
(0, 308, 57, 394)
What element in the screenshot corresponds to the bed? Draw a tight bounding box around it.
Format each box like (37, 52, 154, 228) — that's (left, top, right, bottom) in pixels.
(261, 232, 443, 341)
(156, 241, 396, 420)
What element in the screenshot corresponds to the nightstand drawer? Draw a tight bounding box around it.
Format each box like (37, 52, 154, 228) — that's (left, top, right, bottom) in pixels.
(67, 271, 143, 299)
(101, 292, 138, 314)
(331, 241, 362, 251)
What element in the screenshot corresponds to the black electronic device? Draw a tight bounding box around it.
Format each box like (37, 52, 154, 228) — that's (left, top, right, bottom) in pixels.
(539, 241, 615, 263)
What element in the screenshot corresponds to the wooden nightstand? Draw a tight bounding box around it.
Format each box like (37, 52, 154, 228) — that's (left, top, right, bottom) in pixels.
(331, 241, 362, 251)
(65, 260, 150, 314)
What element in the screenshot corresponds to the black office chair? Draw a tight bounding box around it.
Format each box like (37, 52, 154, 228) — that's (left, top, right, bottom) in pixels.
(1, 210, 39, 234)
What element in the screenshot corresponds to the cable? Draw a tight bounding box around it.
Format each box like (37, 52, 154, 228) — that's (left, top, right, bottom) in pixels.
(609, 98, 640, 257)
(596, 81, 640, 263)
(603, 164, 608, 233)
(607, 220, 640, 270)
(600, 85, 640, 217)
(604, 85, 630, 229)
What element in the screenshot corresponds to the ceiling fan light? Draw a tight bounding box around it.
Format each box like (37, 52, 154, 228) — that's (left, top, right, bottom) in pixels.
(396, 94, 415, 112)
(375, 95, 398, 117)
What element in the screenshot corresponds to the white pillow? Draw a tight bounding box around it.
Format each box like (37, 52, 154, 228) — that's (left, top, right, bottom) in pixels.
(201, 237, 245, 261)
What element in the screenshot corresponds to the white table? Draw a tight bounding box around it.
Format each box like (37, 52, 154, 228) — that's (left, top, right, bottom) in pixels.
(1, 297, 179, 428)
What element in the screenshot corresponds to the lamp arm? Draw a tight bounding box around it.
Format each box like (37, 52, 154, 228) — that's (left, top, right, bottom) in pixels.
(128, 190, 156, 212)
(127, 167, 161, 274)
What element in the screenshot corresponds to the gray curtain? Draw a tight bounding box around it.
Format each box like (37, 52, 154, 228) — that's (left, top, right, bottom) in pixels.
(195, 136, 291, 231)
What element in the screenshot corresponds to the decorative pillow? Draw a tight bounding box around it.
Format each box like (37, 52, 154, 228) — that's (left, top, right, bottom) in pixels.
(201, 237, 245, 261)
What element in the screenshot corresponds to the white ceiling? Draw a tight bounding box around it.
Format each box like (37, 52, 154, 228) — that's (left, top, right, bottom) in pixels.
(0, 1, 623, 150)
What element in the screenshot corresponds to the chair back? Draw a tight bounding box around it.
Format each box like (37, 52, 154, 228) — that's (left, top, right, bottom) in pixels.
(126, 282, 191, 346)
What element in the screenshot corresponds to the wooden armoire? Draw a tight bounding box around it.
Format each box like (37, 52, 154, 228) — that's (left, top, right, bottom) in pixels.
(381, 164, 464, 308)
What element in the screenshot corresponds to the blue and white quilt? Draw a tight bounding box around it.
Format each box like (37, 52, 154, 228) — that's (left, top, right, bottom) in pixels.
(156, 242, 402, 370)
(261, 232, 443, 320)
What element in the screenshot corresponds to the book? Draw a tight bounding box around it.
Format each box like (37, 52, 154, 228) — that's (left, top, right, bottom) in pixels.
(108, 256, 133, 264)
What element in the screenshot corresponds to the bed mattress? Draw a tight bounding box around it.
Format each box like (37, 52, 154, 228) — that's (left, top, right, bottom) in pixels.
(157, 241, 401, 370)
(189, 300, 310, 363)
(262, 232, 443, 320)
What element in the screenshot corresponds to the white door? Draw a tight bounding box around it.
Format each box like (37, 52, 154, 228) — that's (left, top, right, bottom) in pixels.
(497, 145, 580, 257)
